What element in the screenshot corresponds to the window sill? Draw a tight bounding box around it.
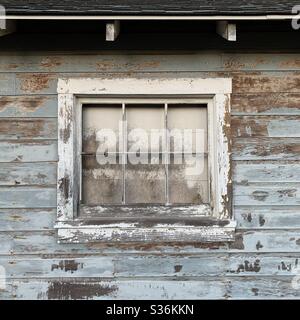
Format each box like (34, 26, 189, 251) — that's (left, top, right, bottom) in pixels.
(55, 207, 236, 243)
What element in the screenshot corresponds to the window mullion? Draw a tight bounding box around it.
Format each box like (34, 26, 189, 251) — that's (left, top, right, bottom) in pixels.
(164, 103, 169, 205)
(122, 103, 126, 205)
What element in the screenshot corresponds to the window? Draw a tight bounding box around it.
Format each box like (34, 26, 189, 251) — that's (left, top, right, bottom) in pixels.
(56, 78, 235, 243)
(81, 102, 208, 207)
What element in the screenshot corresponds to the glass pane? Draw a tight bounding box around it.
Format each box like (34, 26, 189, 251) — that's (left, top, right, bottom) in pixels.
(125, 105, 166, 204)
(168, 104, 209, 205)
(126, 154, 165, 204)
(82, 104, 122, 154)
(82, 155, 123, 205)
(126, 105, 165, 154)
(168, 104, 207, 154)
(169, 155, 209, 204)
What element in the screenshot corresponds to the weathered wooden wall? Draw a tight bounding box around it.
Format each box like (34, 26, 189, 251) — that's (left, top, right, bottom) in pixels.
(0, 52, 300, 299)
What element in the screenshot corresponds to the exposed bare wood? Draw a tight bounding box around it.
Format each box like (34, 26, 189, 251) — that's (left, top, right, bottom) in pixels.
(231, 116, 300, 137)
(0, 96, 57, 118)
(231, 93, 300, 115)
(1, 54, 300, 73)
(0, 118, 57, 140)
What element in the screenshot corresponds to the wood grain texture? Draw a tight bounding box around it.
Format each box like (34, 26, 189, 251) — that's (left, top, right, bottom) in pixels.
(0, 230, 300, 255)
(232, 116, 300, 137)
(0, 52, 299, 299)
(231, 93, 300, 115)
(233, 162, 300, 183)
(0, 279, 226, 300)
(235, 207, 300, 229)
(0, 140, 57, 162)
(234, 184, 300, 206)
(232, 72, 300, 93)
(233, 138, 300, 160)
(0, 96, 57, 118)
(0, 209, 55, 231)
(0, 163, 56, 186)
(2, 71, 300, 96)
(0, 54, 299, 73)
(0, 118, 57, 140)
(1, 253, 300, 279)
(0, 187, 56, 208)
(1, 276, 300, 300)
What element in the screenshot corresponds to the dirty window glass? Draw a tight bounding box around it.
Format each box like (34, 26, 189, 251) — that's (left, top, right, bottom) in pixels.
(81, 103, 208, 206)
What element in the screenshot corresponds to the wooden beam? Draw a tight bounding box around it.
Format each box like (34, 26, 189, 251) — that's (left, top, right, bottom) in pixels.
(216, 21, 236, 41)
(106, 20, 120, 41)
(0, 20, 16, 37)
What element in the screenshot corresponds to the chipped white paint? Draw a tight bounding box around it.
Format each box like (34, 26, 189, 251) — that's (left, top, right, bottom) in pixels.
(57, 94, 78, 221)
(57, 78, 232, 95)
(56, 77, 234, 243)
(57, 223, 236, 243)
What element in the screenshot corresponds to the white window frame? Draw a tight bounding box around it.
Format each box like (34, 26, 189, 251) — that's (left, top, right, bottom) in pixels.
(56, 77, 236, 243)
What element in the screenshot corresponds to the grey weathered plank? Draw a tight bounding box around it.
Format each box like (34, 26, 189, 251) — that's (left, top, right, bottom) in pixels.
(0, 163, 57, 186)
(0, 209, 55, 231)
(0, 118, 57, 140)
(0, 54, 300, 73)
(221, 54, 300, 72)
(0, 206, 298, 232)
(0, 96, 57, 118)
(234, 184, 300, 206)
(81, 205, 211, 218)
(228, 276, 300, 299)
(231, 93, 300, 115)
(232, 72, 300, 93)
(0, 278, 226, 300)
(0, 140, 57, 162)
(0, 230, 300, 255)
(1, 253, 300, 279)
(0, 71, 297, 96)
(0, 187, 56, 208)
(233, 162, 300, 183)
(235, 207, 300, 229)
(1, 276, 300, 300)
(233, 138, 300, 160)
(0, 73, 15, 95)
(232, 116, 300, 137)
(1, 206, 298, 232)
(0, 54, 222, 73)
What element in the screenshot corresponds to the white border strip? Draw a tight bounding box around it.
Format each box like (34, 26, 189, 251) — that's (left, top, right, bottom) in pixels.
(0, 14, 295, 21)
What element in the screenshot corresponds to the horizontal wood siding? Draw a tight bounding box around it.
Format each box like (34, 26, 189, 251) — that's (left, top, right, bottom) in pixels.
(0, 53, 299, 299)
